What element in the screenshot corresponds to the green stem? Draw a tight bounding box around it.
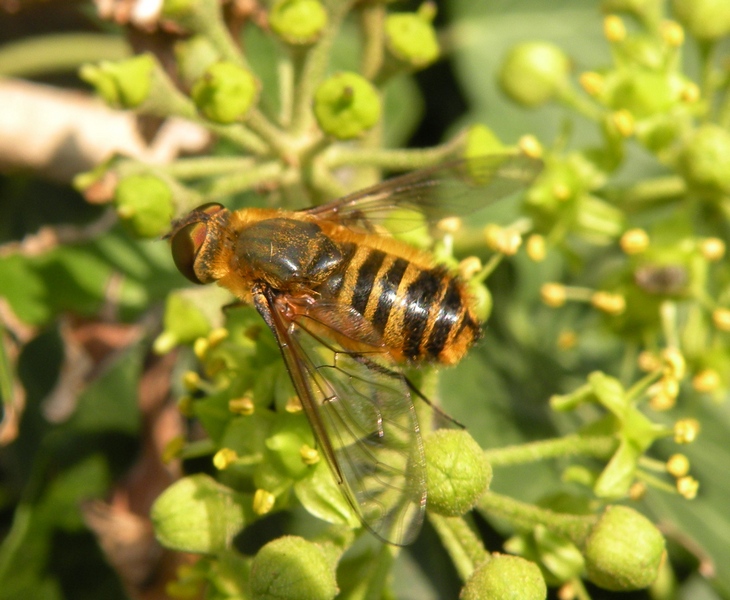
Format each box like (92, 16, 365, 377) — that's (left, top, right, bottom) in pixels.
(0, 33, 129, 77)
(159, 156, 258, 180)
(428, 514, 488, 581)
(557, 84, 603, 122)
(604, 176, 687, 208)
(207, 122, 271, 156)
(483, 434, 617, 467)
(474, 253, 504, 283)
(719, 82, 730, 129)
(348, 543, 397, 600)
(200, 160, 290, 200)
(196, 3, 249, 69)
(571, 577, 593, 600)
(358, 2, 386, 80)
(323, 136, 467, 171)
(246, 109, 293, 158)
(291, 0, 355, 134)
(697, 40, 718, 123)
(635, 469, 678, 494)
(477, 490, 596, 546)
(277, 54, 295, 127)
(625, 369, 662, 403)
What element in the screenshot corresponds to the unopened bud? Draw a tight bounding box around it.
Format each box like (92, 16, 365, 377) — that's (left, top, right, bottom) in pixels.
(712, 308, 730, 331)
(637, 350, 661, 372)
(229, 396, 255, 415)
(676, 475, 699, 499)
(700, 237, 725, 261)
(620, 228, 650, 254)
(526, 234, 547, 261)
(674, 419, 700, 444)
(660, 20, 685, 46)
(662, 348, 686, 379)
(300, 444, 320, 465)
(213, 448, 238, 470)
(518, 134, 543, 158)
(612, 109, 635, 137)
(459, 256, 482, 279)
(580, 71, 604, 96)
(591, 291, 626, 315)
(252, 489, 276, 516)
(692, 368, 721, 392)
(666, 453, 690, 477)
(541, 283, 567, 307)
(604, 15, 627, 42)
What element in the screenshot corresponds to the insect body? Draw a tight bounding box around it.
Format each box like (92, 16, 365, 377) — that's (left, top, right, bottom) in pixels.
(168, 154, 541, 545)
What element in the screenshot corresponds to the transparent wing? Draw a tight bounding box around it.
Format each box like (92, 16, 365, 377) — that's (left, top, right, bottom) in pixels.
(253, 287, 426, 546)
(303, 153, 542, 232)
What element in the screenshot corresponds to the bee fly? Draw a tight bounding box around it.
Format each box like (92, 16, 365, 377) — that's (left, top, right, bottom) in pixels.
(168, 154, 541, 545)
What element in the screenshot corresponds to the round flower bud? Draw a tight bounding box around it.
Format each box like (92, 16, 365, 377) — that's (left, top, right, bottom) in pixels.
(250, 536, 338, 600)
(672, 0, 730, 40)
(460, 554, 547, 600)
(712, 308, 730, 332)
(679, 125, 730, 196)
(498, 42, 570, 108)
(385, 11, 440, 70)
(79, 54, 155, 109)
(424, 430, 491, 517)
(151, 474, 246, 553)
(605, 70, 678, 119)
(192, 62, 258, 123)
(114, 174, 173, 238)
(464, 124, 504, 158)
(313, 72, 381, 139)
(583, 506, 665, 591)
(269, 0, 328, 45)
(467, 281, 493, 322)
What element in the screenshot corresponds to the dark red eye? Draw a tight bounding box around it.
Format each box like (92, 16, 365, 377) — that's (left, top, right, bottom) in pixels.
(169, 203, 226, 284)
(171, 221, 208, 284)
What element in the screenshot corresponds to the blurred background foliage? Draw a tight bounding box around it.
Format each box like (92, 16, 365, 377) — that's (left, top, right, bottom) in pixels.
(0, 0, 728, 599)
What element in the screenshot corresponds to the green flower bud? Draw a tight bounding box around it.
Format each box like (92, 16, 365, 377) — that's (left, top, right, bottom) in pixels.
(151, 474, 247, 553)
(250, 536, 338, 600)
(583, 505, 665, 591)
(385, 11, 440, 70)
(672, 0, 730, 40)
(153, 291, 213, 353)
(191, 62, 258, 123)
(467, 281, 492, 322)
(498, 42, 570, 108)
(464, 125, 505, 158)
(460, 554, 547, 600)
(269, 0, 328, 45)
(175, 35, 221, 87)
(79, 54, 155, 108)
(114, 174, 174, 238)
(679, 124, 730, 196)
(313, 72, 381, 139)
(424, 430, 491, 517)
(602, 69, 681, 119)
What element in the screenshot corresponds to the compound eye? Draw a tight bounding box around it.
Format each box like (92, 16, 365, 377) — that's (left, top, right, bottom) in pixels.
(171, 221, 208, 284)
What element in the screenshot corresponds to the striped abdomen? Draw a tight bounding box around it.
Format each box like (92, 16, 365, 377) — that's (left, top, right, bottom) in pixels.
(322, 243, 481, 365)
